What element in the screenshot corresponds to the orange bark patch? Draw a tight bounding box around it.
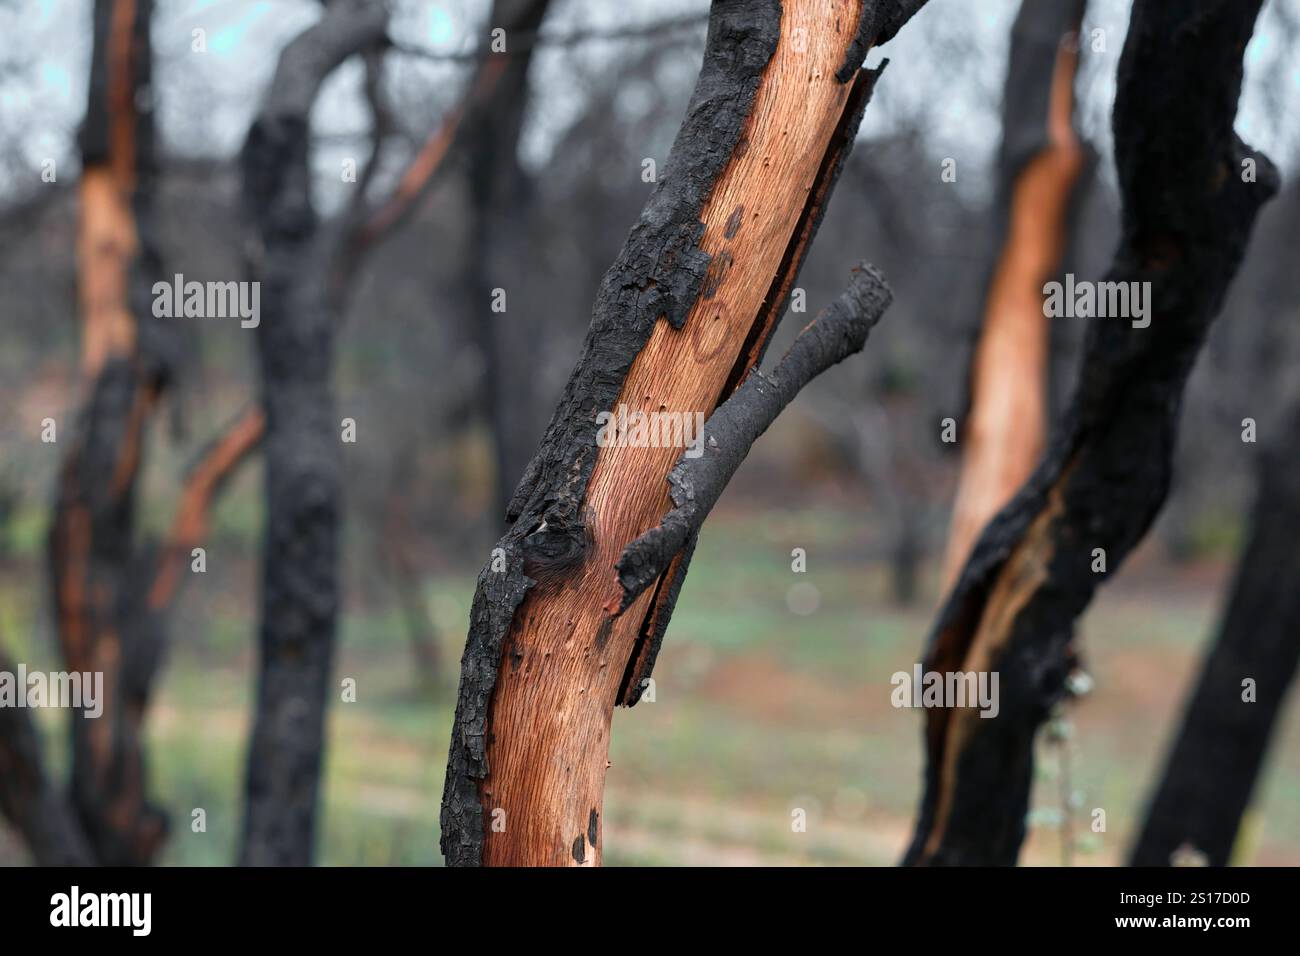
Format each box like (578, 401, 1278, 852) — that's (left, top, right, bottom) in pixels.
(940, 38, 1084, 588)
(77, 169, 138, 378)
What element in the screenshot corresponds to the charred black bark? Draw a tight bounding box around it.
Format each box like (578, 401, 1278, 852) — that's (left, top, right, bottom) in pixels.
(441, 0, 927, 866)
(237, 0, 388, 867)
(1130, 402, 1300, 866)
(903, 0, 1277, 866)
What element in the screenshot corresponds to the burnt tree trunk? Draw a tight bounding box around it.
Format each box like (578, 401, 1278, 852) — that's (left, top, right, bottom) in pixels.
(46, 0, 175, 866)
(1130, 401, 1300, 866)
(941, 0, 1087, 588)
(441, 0, 924, 867)
(903, 0, 1277, 866)
(463, 0, 553, 526)
(236, 0, 388, 867)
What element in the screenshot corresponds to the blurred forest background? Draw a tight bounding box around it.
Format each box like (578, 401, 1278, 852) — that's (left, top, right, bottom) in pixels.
(1, 0, 1299, 865)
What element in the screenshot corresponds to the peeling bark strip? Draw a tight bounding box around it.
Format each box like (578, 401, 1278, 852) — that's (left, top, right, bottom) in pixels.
(902, 0, 1278, 867)
(441, 0, 926, 867)
(940, 0, 1087, 588)
(1130, 402, 1300, 866)
(42, 0, 174, 866)
(237, 0, 388, 867)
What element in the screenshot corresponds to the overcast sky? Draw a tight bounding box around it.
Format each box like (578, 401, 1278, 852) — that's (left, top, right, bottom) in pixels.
(2, 0, 1297, 208)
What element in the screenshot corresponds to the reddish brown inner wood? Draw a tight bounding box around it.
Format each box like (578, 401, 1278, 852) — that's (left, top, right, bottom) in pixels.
(940, 38, 1083, 589)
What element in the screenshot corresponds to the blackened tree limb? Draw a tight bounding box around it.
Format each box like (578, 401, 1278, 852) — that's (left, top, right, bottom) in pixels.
(613, 265, 892, 705)
(838, 0, 927, 80)
(903, 0, 1277, 866)
(237, 0, 388, 867)
(441, 0, 927, 867)
(1130, 401, 1300, 866)
(616, 264, 892, 610)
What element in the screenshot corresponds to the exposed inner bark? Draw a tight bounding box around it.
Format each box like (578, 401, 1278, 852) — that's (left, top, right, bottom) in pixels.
(941, 0, 1086, 588)
(441, 0, 927, 867)
(902, 0, 1278, 866)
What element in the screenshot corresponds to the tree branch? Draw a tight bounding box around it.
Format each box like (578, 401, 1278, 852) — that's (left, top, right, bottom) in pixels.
(615, 264, 892, 613)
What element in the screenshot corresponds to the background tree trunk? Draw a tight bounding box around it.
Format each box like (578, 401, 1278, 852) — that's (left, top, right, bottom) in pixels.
(1130, 400, 1300, 865)
(941, 0, 1087, 589)
(236, 0, 388, 866)
(903, 0, 1277, 866)
(47, 0, 175, 866)
(463, 0, 554, 525)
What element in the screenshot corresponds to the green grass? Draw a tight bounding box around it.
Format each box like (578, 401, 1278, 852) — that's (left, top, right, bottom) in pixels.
(3, 502, 1300, 866)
